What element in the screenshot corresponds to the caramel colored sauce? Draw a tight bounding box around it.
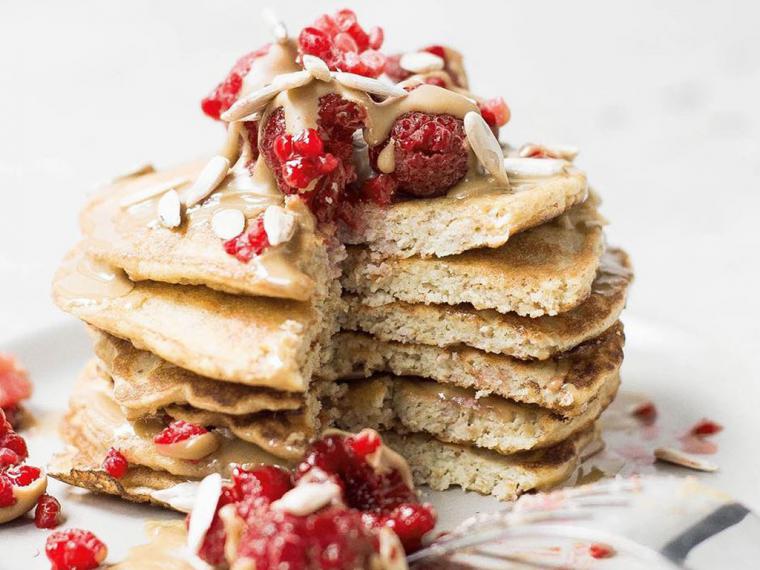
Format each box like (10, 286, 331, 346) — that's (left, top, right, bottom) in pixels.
(54, 252, 134, 305)
(113, 521, 196, 570)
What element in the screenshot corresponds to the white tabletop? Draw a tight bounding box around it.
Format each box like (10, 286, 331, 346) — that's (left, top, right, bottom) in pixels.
(2, 0, 759, 507)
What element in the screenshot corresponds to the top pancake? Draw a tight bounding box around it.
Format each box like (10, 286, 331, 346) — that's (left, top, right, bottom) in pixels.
(342, 198, 606, 317)
(339, 169, 588, 258)
(53, 245, 340, 391)
(80, 161, 331, 302)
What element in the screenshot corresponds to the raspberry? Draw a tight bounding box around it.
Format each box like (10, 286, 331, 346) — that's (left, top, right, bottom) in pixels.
(5, 464, 41, 486)
(359, 174, 398, 206)
(365, 503, 437, 552)
(0, 447, 20, 467)
(201, 45, 271, 120)
(231, 465, 292, 504)
(298, 9, 386, 78)
(35, 494, 62, 529)
(478, 97, 511, 128)
(153, 420, 208, 445)
(371, 112, 469, 198)
(348, 430, 382, 458)
(261, 96, 366, 224)
(102, 448, 128, 479)
(0, 353, 33, 409)
(690, 419, 723, 437)
(223, 217, 270, 262)
(45, 529, 107, 570)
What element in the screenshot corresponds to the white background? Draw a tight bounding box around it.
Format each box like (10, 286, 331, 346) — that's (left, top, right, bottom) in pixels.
(1, 0, 760, 523)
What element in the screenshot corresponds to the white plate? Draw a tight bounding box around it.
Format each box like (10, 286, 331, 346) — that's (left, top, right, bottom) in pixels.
(4, 314, 758, 567)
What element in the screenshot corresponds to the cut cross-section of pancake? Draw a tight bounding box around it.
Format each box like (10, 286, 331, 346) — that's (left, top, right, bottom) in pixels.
(57, 361, 291, 483)
(327, 373, 619, 454)
(339, 169, 588, 258)
(81, 161, 335, 301)
(381, 425, 600, 501)
(341, 248, 632, 360)
(91, 329, 305, 418)
(53, 245, 341, 391)
(342, 199, 605, 317)
(323, 322, 624, 417)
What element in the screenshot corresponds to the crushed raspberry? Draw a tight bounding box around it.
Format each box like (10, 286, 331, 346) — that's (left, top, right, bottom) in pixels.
(0, 447, 20, 468)
(5, 464, 41, 486)
(35, 494, 62, 529)
(153, 420, 208, 445)
(0, 473, 15, 508)
(631, 401, 658, 424)
(478, 97, 511, 128)
(0, 430, 27, 461)
(371, 112, 468, 198)
(223, 217, 270, 262)
(690, 419, 723, 437)
(348, 430, 382, 458)
(359, 174, 398, 207)
(589, 543, 615, 559)
(298, 9, 385, 78)
(273, 128, 339, 189)
(0, 353, 33, 410)
(46, 529, 107, 570)
(201, 44, 271, 120)
(364, 503, 437, 552)
(231, 465, 293, 505)
(102, 448, 128, 479)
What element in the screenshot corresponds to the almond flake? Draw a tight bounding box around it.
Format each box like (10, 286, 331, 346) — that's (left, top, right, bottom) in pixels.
(183, 156, 230, 208)
(400, 51, 445, 74)
(464, 111, 509, 186)
(271, 481, 343, 516)
(302, 55, 332, 82)
(211, 208, 246, 240)
(262, 8, 288, 44)
(187, 474, 223, 554)
(150, 481, 201, 513)
(504, 157, 566, 177)
(230, 111, 262, 124)
(221, 71, 313, 122)
(654, 447, 718, 472)
(332, 72, 408, 99)
(157, 189, 182, 228)
(118, 176, 190, 208)
(263, 205, 296, 245)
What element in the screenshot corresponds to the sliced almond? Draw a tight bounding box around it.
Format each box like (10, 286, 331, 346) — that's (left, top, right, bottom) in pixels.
(221, 71, 313, 122)
(187, 473, 223, 554)
(654, 447, 718, 472)
(157, 189, 182, 228)
(261, 8, 288, 44)
(271, 481, 343, 516)
(464, 111, 509, 186)
(183, 155, 230, 208)
(230, 111, 262, 124)
(263, 205, 296, 246)
(504, 157, 566, 177)
(332, 72, 408, 99)
(118, 176, 190, 208)
(211, 208, 246, 240)
(302, 55, 332, 82)
(400, 51, 445, 74)
(150, 481, 201, 513)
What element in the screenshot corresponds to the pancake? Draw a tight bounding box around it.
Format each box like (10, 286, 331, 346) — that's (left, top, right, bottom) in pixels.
(323, 322, 624, 417)
(80, 161, 333, 301)
(342, 199, 606, 317)
(341, 248, 632, 360)
(328, 372, 619, 454)
(91, 329, 304, 418)
(382, 424, 600, 500)
(48, 445, 191, 509)
(59, 361, 291, 480)
(53, 245, 341, 391)
(339, 169, 588, 258)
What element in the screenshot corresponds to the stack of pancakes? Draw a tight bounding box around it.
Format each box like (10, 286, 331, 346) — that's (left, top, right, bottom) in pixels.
(49, 156, 631, 505)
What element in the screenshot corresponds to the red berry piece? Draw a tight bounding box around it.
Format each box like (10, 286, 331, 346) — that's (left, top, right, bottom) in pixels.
(153, 420, 208, 445)
(630, 400, 658, 424)
(35, 494, 62, 529)
(373, 503, 437, 552)
(0, 447, 20, 468)
(0, 353, 32, 410)
(478, 97, 511, 128)
(201, 45, 271, 120)
(102, 447, 128, 479)
(5, 464, 41, 486)
(589, 543, 615, 559)
(359, 174, 398, 207)
(348, 430, 382, 458)
(298, 9, 386, 78)
(372, 112, 469, 198)
(223, 217, 270, 262)
(0, 431, 28, 461)
(690, 418, 723, 437)
(0, 473, 15, 508)
(45, 529, 107, 570)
